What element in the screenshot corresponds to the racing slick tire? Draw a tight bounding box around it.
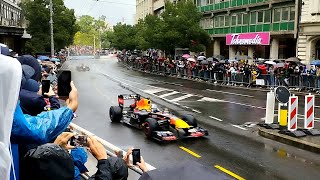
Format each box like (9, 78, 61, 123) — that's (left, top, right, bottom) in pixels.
(109, 106, 122, 122)
(181, 115, 198, 127)
(144, 118, 159, 138)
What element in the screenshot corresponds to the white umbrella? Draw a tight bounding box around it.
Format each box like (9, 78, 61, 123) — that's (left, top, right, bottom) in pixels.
(187, 58, 196, 62)
(197, 56, 206, 61)
(264, 61, 276, 65)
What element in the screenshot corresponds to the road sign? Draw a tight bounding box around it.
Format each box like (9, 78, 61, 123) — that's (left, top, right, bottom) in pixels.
(288, 96, 298, 131)
(275, 86, 290, 104)
(304, 94, 315, 129)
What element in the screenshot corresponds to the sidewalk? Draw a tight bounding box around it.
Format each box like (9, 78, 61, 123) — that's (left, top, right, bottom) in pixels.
(259, 128, 320, 154)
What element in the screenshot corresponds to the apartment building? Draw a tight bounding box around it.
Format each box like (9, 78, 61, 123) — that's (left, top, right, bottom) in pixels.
(135, 0, 178, 23)
(197, 0, 298, 60)
(0, 0, 28, 53)
(297, 0, 320, 63)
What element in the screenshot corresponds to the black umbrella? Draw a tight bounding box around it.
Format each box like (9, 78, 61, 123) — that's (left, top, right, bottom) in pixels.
(201, 60, 209, 65)
(207, 57, 219, 62)
(139, 161, 229, 180)
(213, 55, 225, 60)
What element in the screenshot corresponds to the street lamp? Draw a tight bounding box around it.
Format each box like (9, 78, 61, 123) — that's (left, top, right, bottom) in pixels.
(49, 0, 54, 57)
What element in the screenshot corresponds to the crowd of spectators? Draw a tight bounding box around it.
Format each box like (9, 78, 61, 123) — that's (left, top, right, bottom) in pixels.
(0, 44, 148, 180)
(119, 52, 320, 93)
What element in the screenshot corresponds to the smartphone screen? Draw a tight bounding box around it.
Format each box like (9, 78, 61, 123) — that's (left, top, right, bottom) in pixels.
(70, 135, 87, 147)
(42, 80, 50, 94)
(57, 70, 71, 97)
(132, 149, 141, 165)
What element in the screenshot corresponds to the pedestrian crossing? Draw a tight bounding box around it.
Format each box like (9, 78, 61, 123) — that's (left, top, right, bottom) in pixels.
(142, 87, 225, 104)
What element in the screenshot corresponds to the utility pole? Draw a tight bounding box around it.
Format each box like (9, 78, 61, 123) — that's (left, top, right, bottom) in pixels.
(49, 0, 54, 57)
(93, 35, 96, 55)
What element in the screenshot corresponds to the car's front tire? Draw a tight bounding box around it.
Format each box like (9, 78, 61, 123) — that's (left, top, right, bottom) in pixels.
(181, 114, 198, 127)
(109, 106, 122, 122)
(144, 118, 159, 138)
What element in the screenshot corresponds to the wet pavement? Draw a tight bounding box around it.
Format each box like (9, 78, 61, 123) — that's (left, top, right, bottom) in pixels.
(65, 56, 320, 180)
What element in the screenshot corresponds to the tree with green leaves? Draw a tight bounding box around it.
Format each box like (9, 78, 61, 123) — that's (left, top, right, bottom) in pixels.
(107, 23, 137, 50)
(73, 15, 111, 49)
(108, 0, 209, 55)
(160, 0, 210, 54)
(22, 0, 78, 54)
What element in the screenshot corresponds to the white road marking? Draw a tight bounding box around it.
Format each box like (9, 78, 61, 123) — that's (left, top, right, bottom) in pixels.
(182, 106, 190, 109)
(159, 91, 180, 98)
(143, 88, 167, 94)
(198, 97, 225, 102)
(209, 116, 223, 122)
(192, 109, 202, 113)
(231, 124, 248, 131)
(170, 94, 193, 102)
(206, 89, 254, 98)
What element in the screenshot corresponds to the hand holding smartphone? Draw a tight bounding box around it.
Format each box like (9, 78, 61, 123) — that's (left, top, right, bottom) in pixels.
(70, 135, 88, 147)
(132, 149, 141, 165)
(57, 70, 72, 97)
(41, 80, 50, 94)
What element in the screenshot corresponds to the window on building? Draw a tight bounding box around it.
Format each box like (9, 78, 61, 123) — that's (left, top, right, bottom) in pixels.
(264, 10, 271, 23)
(237, 14, 243, 25)
(231, 15, 237, 26)
(225, 16, 229, 26)
(219, 16, 224, 27)
(290, 7, 295, 21)
(214, 16, 219, 27)
(243, 13, 249, 24)
(274, 8, 281, 22)
(257, 11, 263, 23)
(282, 7, 289, 21)
(250, 12, 256, 24)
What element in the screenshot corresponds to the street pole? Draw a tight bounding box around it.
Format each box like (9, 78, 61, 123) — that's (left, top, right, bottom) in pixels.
(93, 35, 96, 55)
(49, 0, 54, 57)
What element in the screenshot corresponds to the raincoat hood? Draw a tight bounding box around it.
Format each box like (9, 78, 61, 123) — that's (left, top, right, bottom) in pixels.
(0, 55, 22, 180)
(21, 143, 74, 180)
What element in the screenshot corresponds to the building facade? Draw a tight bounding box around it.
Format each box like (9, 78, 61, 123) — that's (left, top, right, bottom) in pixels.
(135, 0, 178, 23)
(297, 0, 320, 63)
(0, 0, 27, 53)
(197, 0, 298, 60)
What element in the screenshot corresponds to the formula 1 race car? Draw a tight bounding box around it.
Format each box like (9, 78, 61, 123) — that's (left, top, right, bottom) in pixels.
(109, 94, 208, 141)
(76, 64, 90, 71)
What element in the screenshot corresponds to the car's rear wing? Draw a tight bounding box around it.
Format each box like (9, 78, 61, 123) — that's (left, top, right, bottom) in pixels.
(118, 94, 138, 107)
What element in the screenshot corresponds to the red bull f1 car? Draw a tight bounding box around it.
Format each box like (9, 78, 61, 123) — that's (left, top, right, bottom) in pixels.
(109, 94, 208, 141)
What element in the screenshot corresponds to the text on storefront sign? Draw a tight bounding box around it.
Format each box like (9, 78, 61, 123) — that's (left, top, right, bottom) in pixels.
(226, 32, 270, 45)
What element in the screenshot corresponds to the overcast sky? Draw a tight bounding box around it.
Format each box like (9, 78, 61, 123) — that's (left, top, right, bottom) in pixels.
(64, 0, 136, 26)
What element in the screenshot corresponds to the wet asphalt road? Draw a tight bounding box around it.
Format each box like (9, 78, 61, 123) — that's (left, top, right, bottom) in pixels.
(65, 56, 320, 180)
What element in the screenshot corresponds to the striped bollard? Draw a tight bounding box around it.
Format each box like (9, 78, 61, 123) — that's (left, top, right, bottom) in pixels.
(304, 94, 314, 129)
(288, 96, 298, 131)
(302, 94, 320, 136)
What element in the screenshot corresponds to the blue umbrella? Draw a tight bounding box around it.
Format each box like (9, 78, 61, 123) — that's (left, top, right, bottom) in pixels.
(311, 60, 320, 66)
(38, 55, 50, 61)
(50, 57, 60, 62)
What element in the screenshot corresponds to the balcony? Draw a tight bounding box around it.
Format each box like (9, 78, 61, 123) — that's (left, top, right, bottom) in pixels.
(205, 21, 294, 36)
(198, 0, 293, 13)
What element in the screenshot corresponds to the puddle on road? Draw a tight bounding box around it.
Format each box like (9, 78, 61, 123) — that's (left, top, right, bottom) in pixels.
(264, 144, 318, 166)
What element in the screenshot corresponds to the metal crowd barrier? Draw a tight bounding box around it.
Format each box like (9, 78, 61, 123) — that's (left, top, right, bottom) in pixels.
(119, 58, 320, 91)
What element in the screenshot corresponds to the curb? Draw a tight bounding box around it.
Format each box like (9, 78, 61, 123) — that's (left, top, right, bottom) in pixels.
(258, 128, 320, 154)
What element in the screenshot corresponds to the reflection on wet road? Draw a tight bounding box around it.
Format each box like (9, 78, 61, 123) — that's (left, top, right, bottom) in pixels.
(66, 56, 320, 180)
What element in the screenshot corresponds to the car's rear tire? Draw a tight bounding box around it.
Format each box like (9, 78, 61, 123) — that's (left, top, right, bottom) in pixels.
(181, 115, 197, 127)
(144, 118, 159, 138)
(109, 106, 122, 122)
